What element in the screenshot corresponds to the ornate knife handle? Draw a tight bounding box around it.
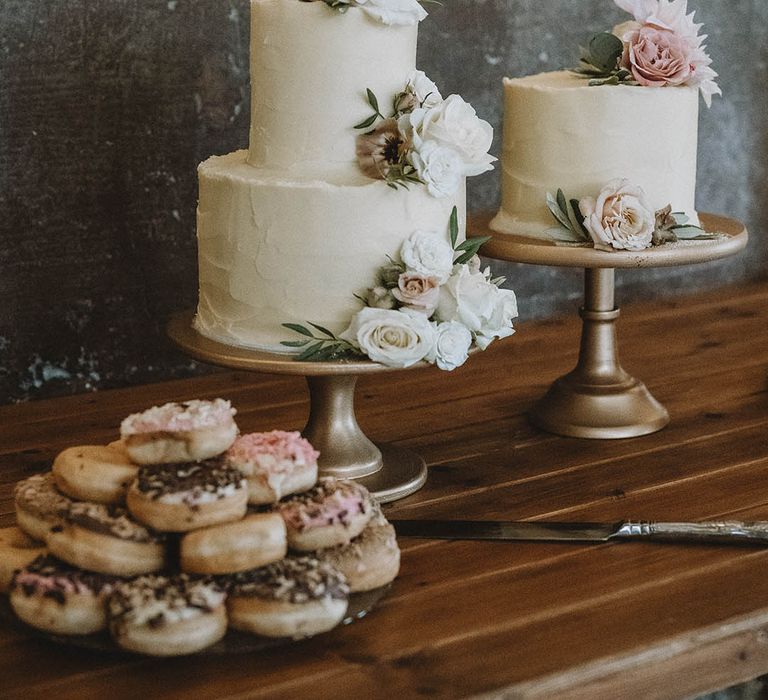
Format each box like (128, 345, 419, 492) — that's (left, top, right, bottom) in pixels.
(615, 521, 768, 545)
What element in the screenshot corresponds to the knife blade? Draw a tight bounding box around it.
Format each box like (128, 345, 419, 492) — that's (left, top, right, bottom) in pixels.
(391, 519, 768, 546)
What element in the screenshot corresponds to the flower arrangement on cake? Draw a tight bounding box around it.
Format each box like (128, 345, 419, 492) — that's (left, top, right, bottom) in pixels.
(575, 0, 720, 106)
(301, 0, 429, 25)
(545, 180, 722, 252)
(354, 71, 495, 195)
(282, 208, 518, 370)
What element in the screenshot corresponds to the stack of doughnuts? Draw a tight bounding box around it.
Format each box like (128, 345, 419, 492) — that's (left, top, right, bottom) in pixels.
(1, 398, 400, 656)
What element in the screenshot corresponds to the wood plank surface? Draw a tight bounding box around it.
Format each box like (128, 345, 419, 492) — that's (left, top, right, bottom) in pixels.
(1, 280, 767, 700)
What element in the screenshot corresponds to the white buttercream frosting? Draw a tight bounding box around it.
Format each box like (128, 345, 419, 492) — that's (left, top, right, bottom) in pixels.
(248, 0, 417, 174)
(195, 151, 465, 351)
(491, 70, 700, 239)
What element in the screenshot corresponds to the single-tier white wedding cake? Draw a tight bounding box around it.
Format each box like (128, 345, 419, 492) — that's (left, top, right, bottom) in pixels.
(491, 0, 721, 253)
(195, 0, 513, 371)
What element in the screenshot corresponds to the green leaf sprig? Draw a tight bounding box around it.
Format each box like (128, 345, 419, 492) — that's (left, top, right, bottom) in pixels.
(573, 32, 636, 87)
(281, 323, 364, 362)
(354, 89, 387, 130)
(546, 189, 590, 244)
(447, 206, 491, 265)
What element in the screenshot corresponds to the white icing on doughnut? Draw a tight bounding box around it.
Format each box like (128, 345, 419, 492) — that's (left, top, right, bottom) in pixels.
(120, 399, 236, 436)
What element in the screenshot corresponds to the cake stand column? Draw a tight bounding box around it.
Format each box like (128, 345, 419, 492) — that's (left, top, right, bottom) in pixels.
(304, 375, 382, 478)
(530, 267, 669, 439)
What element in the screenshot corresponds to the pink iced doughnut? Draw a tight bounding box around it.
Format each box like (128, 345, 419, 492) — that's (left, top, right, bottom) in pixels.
(276, 478, 374, 551)
(226, 431, 319, 505)
(120, 399, 238, 465)
(10, 555, 118, 635)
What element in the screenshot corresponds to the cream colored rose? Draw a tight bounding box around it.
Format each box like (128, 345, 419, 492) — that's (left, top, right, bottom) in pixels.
(407, 70, 442, 109)
(340, 308, 436, 368)
(579, 179, 655, 252)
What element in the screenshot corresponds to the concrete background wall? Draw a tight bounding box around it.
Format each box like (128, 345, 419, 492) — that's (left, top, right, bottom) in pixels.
(0, 0, 766, 403)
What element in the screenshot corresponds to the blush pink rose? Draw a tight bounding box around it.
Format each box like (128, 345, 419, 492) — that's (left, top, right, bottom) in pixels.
(622, 25, 693, 87)
(392, 273, 440, 315)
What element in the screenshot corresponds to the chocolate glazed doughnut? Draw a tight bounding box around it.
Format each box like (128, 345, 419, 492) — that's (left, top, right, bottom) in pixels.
(108, 574, 227, 656)
(46, 502, 167, 577)
(14, 473, 74, 542)
(10, 555, 119, 635)
(226, 556, 349, 639)
(126, 459, 248, 532)
(0, 527, 46, 593)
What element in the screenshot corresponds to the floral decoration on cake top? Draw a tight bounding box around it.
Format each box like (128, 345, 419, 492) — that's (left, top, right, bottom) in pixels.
(545, 180, 722, 252)
(282, 207, 517, 370)
(574, 0, 720, 106)
(301, 0, 429, 25)
(354, 71, 495, 196)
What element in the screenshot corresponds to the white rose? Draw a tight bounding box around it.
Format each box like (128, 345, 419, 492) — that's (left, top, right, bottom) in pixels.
(399, 94, 496, 177)
(579, 179, 655, 252)
(355, 0, 428, 26)
(400, 230, 455, 284)
(427, 321, 473, 371)
(410, 140, 465, 199)
(407, 70, 443, 109)
(340, 307, 436, 368)
(437, 266, 518, 351)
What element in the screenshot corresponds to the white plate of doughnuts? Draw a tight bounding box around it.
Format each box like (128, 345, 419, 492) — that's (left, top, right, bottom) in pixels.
(1, 399, 401, 657)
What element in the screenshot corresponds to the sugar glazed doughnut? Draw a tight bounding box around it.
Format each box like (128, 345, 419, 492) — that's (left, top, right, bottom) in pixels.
(225, 431, 319, 505)
(14, 473, 74, 542)
(0, 527, 47, 593)
(53, 444, 138, 505)
(276, 478, 374, 551)
(120, 399, 238, 465)
(47, 502, 166, 577)
(127, 459, 248, 532)
(10, 555, 118, 635)
(317, 504, 400, 592)
(226, 556, 349, 639)
(181, 512, 287, 575)
(108, 574, 227, 656)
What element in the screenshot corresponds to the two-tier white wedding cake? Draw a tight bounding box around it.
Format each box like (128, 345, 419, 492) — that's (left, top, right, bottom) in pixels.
(194, 0, 515, 372)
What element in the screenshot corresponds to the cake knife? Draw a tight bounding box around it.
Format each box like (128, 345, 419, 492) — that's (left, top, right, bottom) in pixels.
(391, 519, 768, 546)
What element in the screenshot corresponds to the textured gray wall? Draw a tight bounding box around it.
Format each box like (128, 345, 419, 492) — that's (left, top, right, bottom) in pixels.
(0, 0, 765, 403)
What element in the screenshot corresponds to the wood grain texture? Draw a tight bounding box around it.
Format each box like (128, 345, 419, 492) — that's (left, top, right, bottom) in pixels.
(0, 281, 767, 699)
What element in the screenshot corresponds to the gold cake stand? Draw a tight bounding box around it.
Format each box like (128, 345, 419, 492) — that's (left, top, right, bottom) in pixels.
(471, 212, 749, 439)
(167, 312, 427, 503)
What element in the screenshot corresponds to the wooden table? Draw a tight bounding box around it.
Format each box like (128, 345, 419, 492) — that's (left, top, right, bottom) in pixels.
(2, 281, 768, 700)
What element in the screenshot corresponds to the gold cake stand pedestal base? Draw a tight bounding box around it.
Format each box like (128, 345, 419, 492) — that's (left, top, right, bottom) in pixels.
(167, 313, 427, 503)
(472, 212, 749, 440)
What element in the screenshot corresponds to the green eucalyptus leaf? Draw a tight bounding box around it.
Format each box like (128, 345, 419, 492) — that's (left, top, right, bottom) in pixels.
(455, 235, 491, 253)
(308, 322, 337, 339)
(454, 250, 478, 266)
(449, 206, 459, 248)
(546, 226, 586, 243)
(282, 323, 314, 337)
(281, 340, 310, 348)
(568, 198, 590, 240)
(297, 341, 326, 362)
(588, 32, 623, 73)
(556, 189, 569, 219)
(354, 114, 379, 130)
(671, 225, 712, 239)
(366, 88, 380, 114)
(546, 192, 573, 231)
